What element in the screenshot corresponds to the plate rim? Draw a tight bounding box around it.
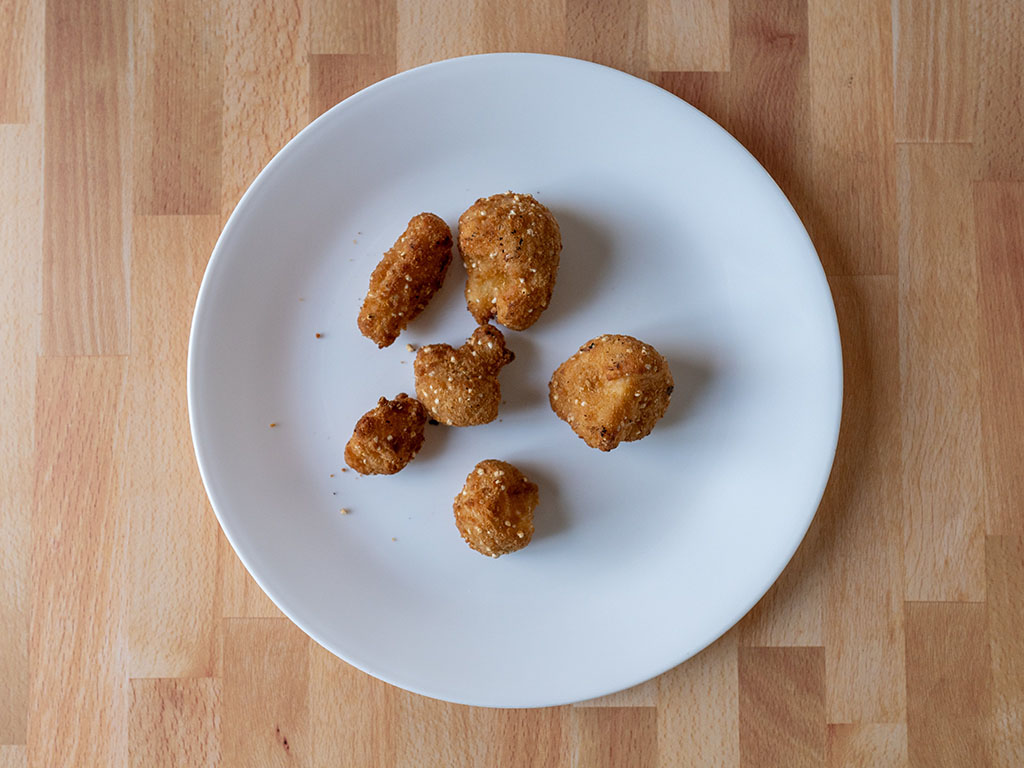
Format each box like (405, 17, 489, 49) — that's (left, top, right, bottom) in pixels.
(187, 52, 844, 708)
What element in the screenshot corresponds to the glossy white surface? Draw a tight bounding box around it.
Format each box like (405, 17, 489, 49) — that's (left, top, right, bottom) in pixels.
(188, 54, 842, 707)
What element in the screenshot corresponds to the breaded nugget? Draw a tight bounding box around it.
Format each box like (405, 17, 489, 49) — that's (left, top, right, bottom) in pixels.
(413, 324, 514, 426)
(344, 394, 428, 475)
(549, 334, 674, 451)
(453, 460, 538, 557)
(358, 213, 453, 348)
(458, 192, 561, 330)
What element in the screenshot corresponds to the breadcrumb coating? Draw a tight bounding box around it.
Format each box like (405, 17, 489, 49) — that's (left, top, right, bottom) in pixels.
(549, 334, 674, 451)
(358, 213, 452, 348)
(414, 324, 514, 426)
(344, 394, 428, 475)
(453, 460, 538, 557)
(458, 192, 561, 330)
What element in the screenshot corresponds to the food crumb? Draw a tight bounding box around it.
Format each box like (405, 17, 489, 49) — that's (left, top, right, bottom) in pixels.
(329, 473, 334, 478)
(269, 422, 277, 428)
(391, 537, 397, 542)
(315, 332, 323, 338)
(405, 343, 417, 352)
(340, 468, 348, 473)
(340, 508, 350, 515)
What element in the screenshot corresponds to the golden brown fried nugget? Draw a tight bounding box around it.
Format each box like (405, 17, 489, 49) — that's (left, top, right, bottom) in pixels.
(413, 324, 514, 426)
(358, 213, 453, 348)
(458, 192, 561, 330)
(454, 460, 538, 557)
(549, 335, 674, 451)
(344, 394, 428, 475)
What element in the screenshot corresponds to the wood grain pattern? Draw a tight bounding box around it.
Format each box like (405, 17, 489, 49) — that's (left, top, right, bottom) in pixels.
(129, 679, 220, 768)
(807, 0, 897, 275)
(974, 182, 1024, 536)
(826, 725, 907, 768)
(29, 358, 128, 766)
(824, 276, 906, 723)
(308, 641, 399, 767)
(893, 0, 975, 142)
(133, 0, 223, 215)
(310, 0, 395, 55)
(986, 537, 1024, 768)
(42, 0, 131, 355)
(647, 0, 729, 72)
(126, 217, 221, 678)
(220, 0, 309, 217)
(572, 707, 656, 768)
(905, 602, 991, 768)
(0, 125, 40, 746)
(223, 619, 310, 767)
(898, 145, 984, 600)
(0, 0, 43, 123)
(395, 0, 565, 71)
(7, 0, 1024, 763)
(656, 630, 739, 768)
(309, 54, 396, 120)
(0, 747, 25, 768)
(566, 0, 646, 77)
(974, 1, 1024, 178)
(738, 647, 825, 768)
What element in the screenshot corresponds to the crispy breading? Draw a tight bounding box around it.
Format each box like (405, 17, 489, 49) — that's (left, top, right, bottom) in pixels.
(358, 213, 453, 348)
(413, 324, 514, 426)
(549, 334, 674, 451)
(344, 394, 428, 475)
(458, 192, 561, 330)
(453, 460, 538, 557)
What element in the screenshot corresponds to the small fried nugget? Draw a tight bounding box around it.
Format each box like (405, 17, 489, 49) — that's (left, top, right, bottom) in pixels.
(358, 213, 453, 348)
(344, 394, 428, 475)
(413, 324, 514, 426)
(549, 334, 674, 451)
(454, 460, 538, 557)
(458, 192, 561, 330)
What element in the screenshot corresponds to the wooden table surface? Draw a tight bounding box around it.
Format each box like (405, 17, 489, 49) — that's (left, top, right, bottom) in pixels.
(2, 0, 1022, 766)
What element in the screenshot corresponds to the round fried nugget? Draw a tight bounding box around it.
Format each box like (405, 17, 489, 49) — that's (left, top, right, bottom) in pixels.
(453, 460, 538, 557)
(344, 394, 428, 475)
(413, 324, 514, 426)
(549, 335, 674, 451)
(458, 192, 561, 330)
(358, 213, 453, 348)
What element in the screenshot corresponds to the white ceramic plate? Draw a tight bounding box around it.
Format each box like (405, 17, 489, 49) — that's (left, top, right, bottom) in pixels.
(188, 54, 841, 708)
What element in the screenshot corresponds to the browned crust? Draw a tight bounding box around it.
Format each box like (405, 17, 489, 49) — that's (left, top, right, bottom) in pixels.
(453, 459, 538, 557)
(458, 192, 561, 331)
(358, 213, 453, 348)
(343, 394, 428, 475)
(413, 324, 514, 426)
(549, 334, 674, 451)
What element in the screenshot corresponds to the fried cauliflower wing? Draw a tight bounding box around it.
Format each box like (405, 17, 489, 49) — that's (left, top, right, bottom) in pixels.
(413, 324, 514, 426)
(344, 394, 428, 475)
(549, 334, 674, 451)
(453, 460, 538, 557)
(458, 192, 561, 331)
(357, 213, 453, 348)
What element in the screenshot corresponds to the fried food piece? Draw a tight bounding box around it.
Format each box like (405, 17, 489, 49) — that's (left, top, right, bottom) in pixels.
(344, 394, 428, 475)
(549, 334, 674, 451)
(358, 213, 453, 348)
(453, 460, 538, 557)
(414, 324, 514, 426)
(458, 192, 561, 330)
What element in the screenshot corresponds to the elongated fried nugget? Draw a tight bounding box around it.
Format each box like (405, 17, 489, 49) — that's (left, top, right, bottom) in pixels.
(454, 460, 537, 557)
(358, 213, 452, 348)
(458, 192, 561, 330)
(549, 334, 674, 451)
(413, 324, 514, 426)
(344, 394, 428, 475)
